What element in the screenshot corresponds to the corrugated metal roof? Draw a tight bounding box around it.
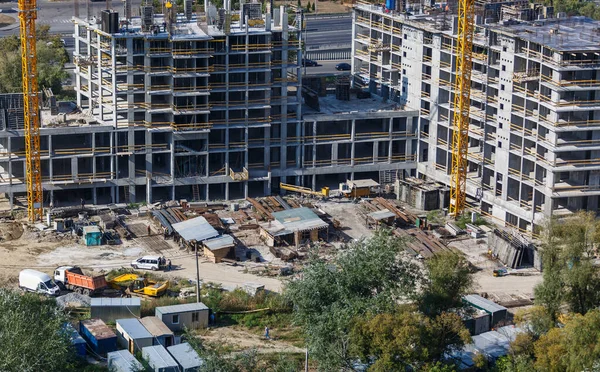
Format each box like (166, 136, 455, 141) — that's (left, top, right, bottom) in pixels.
(140, 316, 173, 337)
(368, 209, 396, 220)
(108, 350, 143, 372)
(168, 343, 204, 369)
(117, 318, 152, 340)
(81, 319, 116, 340)
(203, 234, 235, 251)
(142, 345, 178, 369)
(451, 325, 522, 368)
(464, 294, 507, 313)
(172, 216, 219, 242)
(156, 302, 209, 315)
(260, 207, 328, 236)
(91, 298, 141, 307)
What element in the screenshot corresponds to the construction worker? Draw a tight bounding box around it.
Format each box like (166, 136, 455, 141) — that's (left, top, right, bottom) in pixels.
(264, 326, 270, 340)
(80, 198, 85, 210)
(147, 225, 151, 236)
(167, 259, 172, 271)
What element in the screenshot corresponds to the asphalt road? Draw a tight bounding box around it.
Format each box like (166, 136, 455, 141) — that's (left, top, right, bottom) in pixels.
(302, 59, 351, 76)
(0, 2, 352, 47)
(304, 14, 352, 46)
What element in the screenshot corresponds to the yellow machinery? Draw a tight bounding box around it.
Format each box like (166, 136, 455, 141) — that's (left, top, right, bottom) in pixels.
(280, 182, 330, 198)
(108, 273, 169, 297)
(449, 0, 475, 217)
(19, 0, 43, 221)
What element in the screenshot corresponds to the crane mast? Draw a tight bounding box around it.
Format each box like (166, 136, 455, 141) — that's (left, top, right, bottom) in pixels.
(449, 0, 475, 217)
(19, 0, 43, 221)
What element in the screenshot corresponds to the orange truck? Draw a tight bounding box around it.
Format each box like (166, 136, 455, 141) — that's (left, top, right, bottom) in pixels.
(54, 266, 108, 296)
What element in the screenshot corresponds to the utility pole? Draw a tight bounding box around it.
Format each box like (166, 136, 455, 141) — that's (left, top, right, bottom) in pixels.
(195, 241, 201, 303)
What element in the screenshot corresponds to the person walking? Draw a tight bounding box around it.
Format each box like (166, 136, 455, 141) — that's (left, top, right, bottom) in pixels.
(264, 326, 270, 340)
(167, 259, 172, 271)
(147, 225, 151, 236)
(80, 198, 85, 210)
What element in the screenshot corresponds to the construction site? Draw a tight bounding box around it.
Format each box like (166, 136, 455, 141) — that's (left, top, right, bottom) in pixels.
(353, 0, 600, 235)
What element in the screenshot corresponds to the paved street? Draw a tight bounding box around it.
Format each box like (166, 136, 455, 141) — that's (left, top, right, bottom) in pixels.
(0, 2, 352, 48)
(302, 59, 351, 76)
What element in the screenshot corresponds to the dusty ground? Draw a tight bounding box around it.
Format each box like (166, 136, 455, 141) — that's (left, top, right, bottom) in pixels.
(0, 14, 16, 28)
(201, 326, 304, 354)
(316, 199, 373, 241)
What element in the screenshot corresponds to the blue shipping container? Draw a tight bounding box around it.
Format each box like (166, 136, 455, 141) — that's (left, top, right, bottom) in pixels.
(79, 318, 117, 355)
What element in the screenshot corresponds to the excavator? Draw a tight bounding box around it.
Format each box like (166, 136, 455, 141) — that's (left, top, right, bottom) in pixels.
(280, 182, 330, 198)
(108, 273, 169, 298)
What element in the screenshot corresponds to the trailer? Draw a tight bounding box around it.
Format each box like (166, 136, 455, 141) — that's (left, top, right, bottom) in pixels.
(54, 266, 108, 296)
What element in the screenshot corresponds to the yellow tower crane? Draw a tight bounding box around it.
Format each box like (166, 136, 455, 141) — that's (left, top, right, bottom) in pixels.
(449, 0, 475, 217)
(19, 0, 43, 221)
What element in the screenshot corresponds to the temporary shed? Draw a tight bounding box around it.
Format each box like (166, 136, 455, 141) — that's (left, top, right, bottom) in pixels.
(90, 297, 141, 323)
(140, 316, 175, 347)
(82, 225, 102, 246)
(64, 323, 86, 357)
(259, 207, 328, 247)
(116, 318, 154, 354)
(168, 343, 204, 371)
(463, 294, 507, 327)
(172, 216, 219, 244)
(155, 302, 209, 332)
(79, 318, 117, 355)
(142, 345, 179, 372)
(107, 350, 144, 372)
(451, 325, 523, 368)
(202, 234, 235, 263)
(367, 209, 396, 227)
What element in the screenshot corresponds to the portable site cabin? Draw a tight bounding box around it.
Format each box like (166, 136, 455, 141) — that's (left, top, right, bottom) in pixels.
(155, 302, 209, 332)
(202, 235, 235, 263)
(168, 343, 204, 372)
(463, 294, 508, 328)
(142, 344, 179, 372)
(140, 316, 175, 347)
(258, 207, 328, 247)
(79, 318, 117, 355)
(64, 323, 86, 357)
(107, 350, 144, 372)
(90, 298, 141, 323)
(83, 225, 102, 246)
(116, 318, 154, 354)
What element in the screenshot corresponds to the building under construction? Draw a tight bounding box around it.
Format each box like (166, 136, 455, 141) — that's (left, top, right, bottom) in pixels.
(353, 2, 600, 232)
(0, 2, 419, 207)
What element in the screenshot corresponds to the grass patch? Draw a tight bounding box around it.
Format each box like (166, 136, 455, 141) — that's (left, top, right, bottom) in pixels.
(141, 296, 196, 317)
(455, 213, 489, 229)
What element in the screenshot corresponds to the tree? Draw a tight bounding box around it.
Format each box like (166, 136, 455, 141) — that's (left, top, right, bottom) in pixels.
(535, 212, 600, 317)
(534, 310, 600, 372)
(350, 308, 469, 371)
(0, 289, 78, 372)
(285, 229, 421, 371)
(0, 34, 69, 95)
(418, 251, 473, 317)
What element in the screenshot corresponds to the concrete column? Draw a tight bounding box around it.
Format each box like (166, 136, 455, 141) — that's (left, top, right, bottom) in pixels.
(388, 118, 393, 162)
(332, 143, 339, 163)
(72, 158, 78, 180)
(350, 119, 356, 166)
(170, 133, 175, 201)
(373, 141, 379, 163)
(111, 38, 118, 126)
(145, 130, 153, 204)
(96, 33, 103, 120)
(312, 120, 317, 167)
(47, 135, 52, 182)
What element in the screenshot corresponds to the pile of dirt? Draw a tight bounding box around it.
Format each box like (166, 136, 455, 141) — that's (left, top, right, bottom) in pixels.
(21, 226, 76, 244)
(56, 292, 91, 309)
(0, 221, 23, 241)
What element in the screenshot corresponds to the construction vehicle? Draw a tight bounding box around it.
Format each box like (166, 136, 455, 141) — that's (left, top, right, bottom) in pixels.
(280, 182, 330, 198)
(449, 0, 475, 217)
(493, 268, 509, 277)
(54, 266, 108, 296)
(339, 179, 380, 198)
(19, 0, 43, 221)
(108, 273, 169, 297)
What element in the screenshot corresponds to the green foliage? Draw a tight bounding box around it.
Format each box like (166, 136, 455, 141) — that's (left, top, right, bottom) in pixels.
(546, 0, 600, 19)
(0, 289, 79, 372)
(285, 229, 421, 370)
(350, 308, 469, 371)
(455, 213, 487, 229)
(418, 251, 473, 317)
(0, 29, 69, 95)
(535, 212, 600, 318)
(426, 209, 445, 225)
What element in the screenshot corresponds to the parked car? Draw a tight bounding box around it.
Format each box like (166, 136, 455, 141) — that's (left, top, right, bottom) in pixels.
(131, 256, 162, 271)
(19, 269, 60, 296)
(336, 62, 351, 71)
(302, 58, 318, 67)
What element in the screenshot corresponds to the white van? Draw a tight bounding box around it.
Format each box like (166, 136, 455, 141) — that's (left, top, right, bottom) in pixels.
(131, 256, 161, 271)
(19, 269, 60, 296)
